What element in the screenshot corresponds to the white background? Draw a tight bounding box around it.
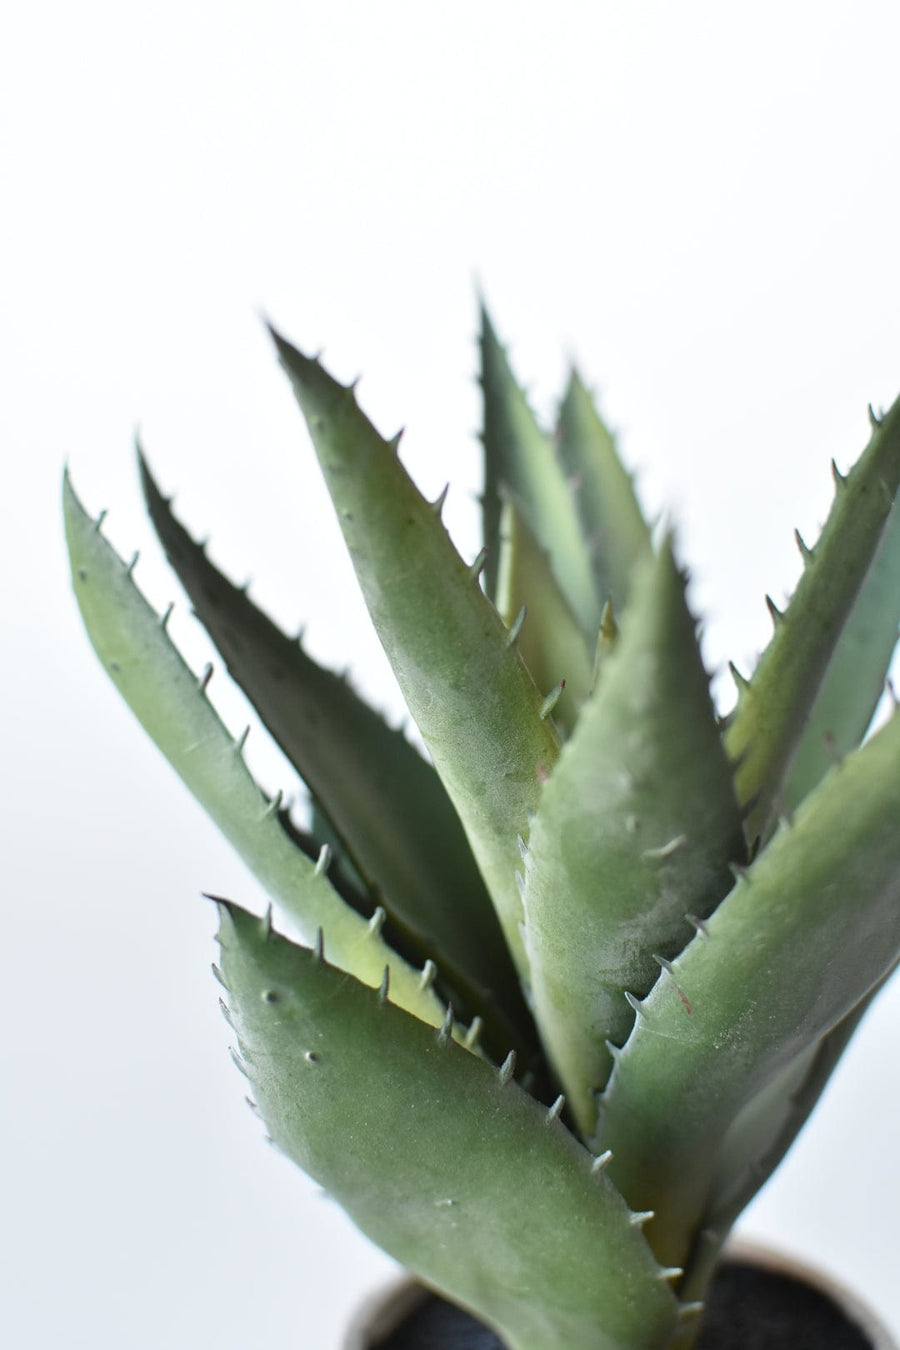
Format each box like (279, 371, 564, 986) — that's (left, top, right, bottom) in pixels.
(4, 2, 900, 1345)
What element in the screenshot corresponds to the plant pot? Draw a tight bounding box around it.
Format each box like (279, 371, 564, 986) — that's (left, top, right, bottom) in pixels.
(343, 1242, 897, 1350)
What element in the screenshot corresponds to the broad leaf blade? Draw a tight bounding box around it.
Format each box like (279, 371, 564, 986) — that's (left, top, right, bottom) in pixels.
(495, 494, 594, 735)
(138, 452, 530, 1048)
(217, 901, 680, 1350)
(726, 391, 900, 846)
(63, 471, 454, 1033)
(557, 370, 653, 611)
(272, 329, 560, 982)
(523, 542, 745, 1137)
(600, 706, 900, 1270)
(479, 306, 602, 638)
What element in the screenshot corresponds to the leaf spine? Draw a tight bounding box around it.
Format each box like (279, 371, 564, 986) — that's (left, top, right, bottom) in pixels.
(313, 928, 324, 964)
(430, 483, 450, 516)
(728, 861, 749, 884)
(159, 601, 174, 630)
(126, 549, 139, 575)
(764, 593, 784, 626)
(831, 458, 848, 489)
(218, 998, 235, 1028)
(794, 528, 814, 564)
(516, 833, 528, 861)
(263, 789, 284, 818)
(505, 604, 527, 647)
(468, 547, 488, 581)
(260, 905, 273, 940)
(498, 1051, 516, 1085)
(234, 725, 250, 755)
(590, 1150, 612, 1174)
(659, 1267, 684, 1283)
(624, 990, 644, 1016)
(540, 680, 566, 720)
(368, 906, 386, 936)
(678, 1302, 705, 1321)
(629, 1210, 655, 1228)
(869, 402, 884, 429)
(211, 962, 227, 989)
(197, 662, 214, 692)
(419, 959, 438, 992)
(546, 1094, 565, 1123)
(728, 660, 750, 694)
(377, 966, 390, 1004)
(229, 1046, 250, 1078)
(436, 1004, 454, 1047)
(515, 869, 526, 899)
(93, 508, 109, 533)
(314, 843, 331, 876)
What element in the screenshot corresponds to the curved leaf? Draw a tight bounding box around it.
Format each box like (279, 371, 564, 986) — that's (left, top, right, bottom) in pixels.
(138, 451, 531, 1051)
(272, 328, 560, 982)
(495, 494, 593, 735)
(479, 306, 602, 637)
(523, 542, 745, 1137)
(217, 900, 680, 1350)
(63, 470, 456, 1033)
(557, 370, 652, 612)
(600, 705, 900, 1270)
(726, 390, 900, 847)
(782, 470, 900, 810)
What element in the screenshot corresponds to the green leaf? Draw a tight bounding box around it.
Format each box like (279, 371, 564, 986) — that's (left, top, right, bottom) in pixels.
(781, 465, 900, 810)
(495, 494, 594, 735)
(271, 328, 560, 983)
(523, 542, 745, 1137)
(138, 451, 531, 1053)
(479, 306, 602, 638)
(678, 984, 883, 1306)
(217, 901, 681, 1350)
(599, 705, 900, 1271)
(63, 470, 456, 1034)
(726, 391, 900, 846)
(557, 370, 653, 611)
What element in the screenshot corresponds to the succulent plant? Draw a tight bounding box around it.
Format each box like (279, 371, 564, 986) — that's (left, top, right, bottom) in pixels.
(64, 309, 900, 1350)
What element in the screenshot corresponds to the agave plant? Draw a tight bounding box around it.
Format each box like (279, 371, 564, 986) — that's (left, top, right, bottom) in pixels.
(64, 309, 900, 1350)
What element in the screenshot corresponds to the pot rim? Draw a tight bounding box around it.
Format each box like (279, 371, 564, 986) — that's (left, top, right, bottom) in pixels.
(343, 1240, 898, 1350)
(723, 1238, 896, 1350)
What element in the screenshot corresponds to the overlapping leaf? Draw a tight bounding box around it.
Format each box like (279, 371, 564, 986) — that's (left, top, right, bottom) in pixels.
(479, 307, 602, 638)
(557, 370, 652, 611)
(272, 328, 560, 981)
(495, 494, 593, 735)
(726, 391, 900, 846)
(138, 452, 531, 1051)
(63, 472, 456, 1033)
(600, 704, 900, 1270)
(523, 542, 745, 1137)
(217, 900, 680, 1350)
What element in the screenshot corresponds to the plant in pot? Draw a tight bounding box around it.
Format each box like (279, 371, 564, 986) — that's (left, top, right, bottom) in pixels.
(64, 308, 900, 1350)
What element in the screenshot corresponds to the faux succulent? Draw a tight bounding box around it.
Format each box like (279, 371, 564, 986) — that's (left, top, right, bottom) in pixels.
(64, 310, 900, 1350)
